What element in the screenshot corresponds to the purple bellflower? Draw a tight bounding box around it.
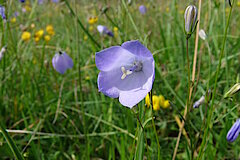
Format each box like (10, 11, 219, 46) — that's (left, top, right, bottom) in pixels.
(227, 119, 240, 142)
(19, 0, 25, 3)
(139, 5, 147, 15)
(52, 51, 73, 74)
(97, 25, 114, 37)
(0, 5, 6, 20)
(95, 40, 155, 108)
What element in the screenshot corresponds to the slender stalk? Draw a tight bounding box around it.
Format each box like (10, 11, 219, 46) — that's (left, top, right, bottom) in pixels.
(73, 1, 89, 158)
(172, 39, 191, 160)
(197, 1, 234, 159)
(172, 0, 202, 158)
(149, 91, 161, 160)
(63, 0, 101, 49)
(0, 123, 24, 160)
(121, 0, 142, 41)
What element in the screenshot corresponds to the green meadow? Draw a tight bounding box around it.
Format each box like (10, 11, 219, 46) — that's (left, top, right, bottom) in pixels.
(0, 0, 240, 159)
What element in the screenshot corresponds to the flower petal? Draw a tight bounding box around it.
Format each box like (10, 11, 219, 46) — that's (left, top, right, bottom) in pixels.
(97, 69, 122, 98)
(121, 40, 153, 58)
(95, 46, 135, 72)
(119, 89, 148, 108)
(62, 52, 74, 68)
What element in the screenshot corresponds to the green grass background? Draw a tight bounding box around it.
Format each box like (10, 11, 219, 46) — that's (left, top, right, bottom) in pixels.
(0, 0, 240, 159)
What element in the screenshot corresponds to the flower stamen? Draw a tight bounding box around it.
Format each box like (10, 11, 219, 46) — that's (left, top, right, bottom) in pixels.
(121, 66, 132, 80)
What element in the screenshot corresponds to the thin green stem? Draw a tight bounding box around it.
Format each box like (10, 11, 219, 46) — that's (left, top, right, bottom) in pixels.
(121, 0, 142, 41)
(63, 0, 101, 49)
(197, 1, 234, 159)
(0, 123, 24, 160)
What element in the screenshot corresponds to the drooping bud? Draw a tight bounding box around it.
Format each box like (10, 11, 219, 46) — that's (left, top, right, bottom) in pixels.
(227, 119, 240, 142)
(184, 5, 198, 39)
(224, 83, 240, 98)
(193, 90, 212, 108)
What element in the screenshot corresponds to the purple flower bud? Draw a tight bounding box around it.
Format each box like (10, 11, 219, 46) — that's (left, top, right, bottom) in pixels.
(0, 5, 6, 20)
(95, 40, 155, 108)
(19, 0, 25, 3)
(184, 5, 198, 38)
(97, 25, 114, 37)
(52, 51, 73, 74)
(139, 5, 147, 15)
(227, 119, 240, 142)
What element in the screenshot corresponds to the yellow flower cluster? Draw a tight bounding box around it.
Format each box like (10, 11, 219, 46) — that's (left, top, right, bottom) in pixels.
(21, 24, 55, 43)
(88, 16, 98, 25)
(145, 94, 170, 111)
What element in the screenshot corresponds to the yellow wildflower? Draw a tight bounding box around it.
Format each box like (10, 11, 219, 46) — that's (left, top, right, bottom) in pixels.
(35, 29, 44, 38)
(10, 17, 16, 23)
(152, 95, 160, 111)
(88, 16, 98, 25)
(46, 25, 55, 36)
(21, 31, 31, 41)
(145, 94, 150, 107)
(159, 95, 165, 107)
(162, 100, 170, 109)
(113, 27, 118, 32)
(44, 35, 51, 43)
(145, 94, 160, 111)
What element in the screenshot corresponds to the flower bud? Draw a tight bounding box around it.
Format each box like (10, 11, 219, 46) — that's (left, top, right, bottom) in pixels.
(224, 83, 240, 98)
(184, 5, 198, 38)
(227, 119, 240, 142)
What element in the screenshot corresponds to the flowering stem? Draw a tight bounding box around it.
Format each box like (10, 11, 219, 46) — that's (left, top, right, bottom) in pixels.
(63, 0, 101, 49)
(149, 91, 161, 160)
(172, 38, 191, 160)
(0, 122, 24, 160)
(197, 1, 234, 159)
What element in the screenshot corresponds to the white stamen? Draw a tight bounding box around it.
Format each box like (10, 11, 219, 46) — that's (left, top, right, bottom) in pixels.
(121, 66, 132, 80)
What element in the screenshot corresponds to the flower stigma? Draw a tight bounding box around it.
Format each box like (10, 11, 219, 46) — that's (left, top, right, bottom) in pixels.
(121, 61, 143, 80)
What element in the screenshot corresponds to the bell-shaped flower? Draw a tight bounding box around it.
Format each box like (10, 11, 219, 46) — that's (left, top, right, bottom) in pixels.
(97, 25, 114, 37)
(184, 5, 198, 39)
(95, 40, 155, 108)
(139, 5, 147, 15)
(227, 119, 240, 142)
(52, 51, 73, 74)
